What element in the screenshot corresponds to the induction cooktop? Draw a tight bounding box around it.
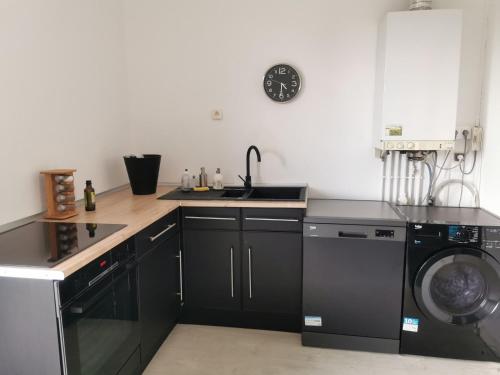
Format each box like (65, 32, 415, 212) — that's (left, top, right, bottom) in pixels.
(0, 222, 126, 268)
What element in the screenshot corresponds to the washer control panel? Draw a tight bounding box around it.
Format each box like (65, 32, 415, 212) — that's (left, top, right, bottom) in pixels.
(483, 227, 500, 250)
(448, 225, 479, 243)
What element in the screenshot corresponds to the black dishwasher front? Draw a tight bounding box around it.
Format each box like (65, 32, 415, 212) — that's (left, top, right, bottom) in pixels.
(302, 223, 406, 353)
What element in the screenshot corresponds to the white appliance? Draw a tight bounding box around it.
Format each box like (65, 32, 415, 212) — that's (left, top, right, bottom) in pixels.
(374, 10, 463, 152)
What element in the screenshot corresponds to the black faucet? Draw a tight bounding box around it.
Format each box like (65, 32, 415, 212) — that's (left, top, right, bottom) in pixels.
(239, 145, 261, 189)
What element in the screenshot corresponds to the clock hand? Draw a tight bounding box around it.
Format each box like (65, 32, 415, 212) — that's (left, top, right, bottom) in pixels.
(271, 80, 289, 91)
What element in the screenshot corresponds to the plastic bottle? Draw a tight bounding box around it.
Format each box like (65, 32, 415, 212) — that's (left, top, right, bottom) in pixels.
(181, 169, 191, 191)
(213, 168, 224, 190)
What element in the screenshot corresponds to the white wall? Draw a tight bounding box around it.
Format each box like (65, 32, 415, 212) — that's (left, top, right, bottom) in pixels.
(123, 0, 489, 202)
(0, 0, 492, 226)
(0, 0, 130, 225)
(123, 0, 408, 199)
(429, 0, 489, 207)
(481, 0, 500, 216)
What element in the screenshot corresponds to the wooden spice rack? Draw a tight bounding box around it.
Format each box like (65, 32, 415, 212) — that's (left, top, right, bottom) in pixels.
(40, 169, 78, 220)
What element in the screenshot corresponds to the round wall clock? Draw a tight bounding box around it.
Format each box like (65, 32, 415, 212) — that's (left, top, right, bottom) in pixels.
(263, 64, 301, 103)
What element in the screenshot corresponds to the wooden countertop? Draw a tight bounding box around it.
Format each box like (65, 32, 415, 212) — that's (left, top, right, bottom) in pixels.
(44, 185, 307, 279)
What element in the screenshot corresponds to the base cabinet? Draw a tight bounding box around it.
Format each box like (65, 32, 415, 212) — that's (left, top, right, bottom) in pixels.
(183, 229, 241, 311)
(181, 208, 304, 332)
(138, 229, 180, 370)
(242, 231, 302, 315)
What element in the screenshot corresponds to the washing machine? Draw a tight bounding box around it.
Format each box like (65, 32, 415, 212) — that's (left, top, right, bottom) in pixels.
(396, 205, 500, 362)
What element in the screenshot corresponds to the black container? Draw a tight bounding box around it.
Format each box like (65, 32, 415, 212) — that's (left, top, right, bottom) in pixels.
(124, 154, 161, 195)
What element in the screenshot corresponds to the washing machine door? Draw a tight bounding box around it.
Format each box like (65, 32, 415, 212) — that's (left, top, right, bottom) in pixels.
(414, 247, 500, 325)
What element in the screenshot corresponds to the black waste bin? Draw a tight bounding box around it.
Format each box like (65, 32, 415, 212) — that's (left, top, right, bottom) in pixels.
(124, 154, 161, 195)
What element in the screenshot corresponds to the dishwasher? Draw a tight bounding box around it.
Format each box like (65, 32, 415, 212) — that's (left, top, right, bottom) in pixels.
(302, 200, 406, 354)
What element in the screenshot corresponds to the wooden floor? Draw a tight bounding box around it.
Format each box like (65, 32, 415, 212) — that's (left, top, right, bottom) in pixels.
(143, 324, 500, 375)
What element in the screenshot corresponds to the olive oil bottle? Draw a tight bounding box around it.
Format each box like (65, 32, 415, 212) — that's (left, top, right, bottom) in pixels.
(84, 180, 96, 211)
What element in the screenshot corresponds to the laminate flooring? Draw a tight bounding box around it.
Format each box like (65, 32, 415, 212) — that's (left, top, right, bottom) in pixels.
(143, 324, 500, 375)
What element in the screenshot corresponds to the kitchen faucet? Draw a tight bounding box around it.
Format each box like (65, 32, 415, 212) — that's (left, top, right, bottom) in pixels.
(238, 145, 261, 189)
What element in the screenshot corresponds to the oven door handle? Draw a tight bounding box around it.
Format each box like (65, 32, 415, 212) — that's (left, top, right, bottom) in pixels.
(68, 262, 134, 315)
(88, 261, 120, 287)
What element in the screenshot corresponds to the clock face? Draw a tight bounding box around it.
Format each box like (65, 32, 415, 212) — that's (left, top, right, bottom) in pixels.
(263, 64, 301, 103)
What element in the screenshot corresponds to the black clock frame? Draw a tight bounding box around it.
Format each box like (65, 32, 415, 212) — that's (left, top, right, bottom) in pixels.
(263, 64, 301, 103)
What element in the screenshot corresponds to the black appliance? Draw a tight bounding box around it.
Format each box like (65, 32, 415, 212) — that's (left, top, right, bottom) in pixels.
(0, 221, 126, 268)
(57, 241, 140, 375)
(397, 206, 500, 362)
(302, 200, 406, 353)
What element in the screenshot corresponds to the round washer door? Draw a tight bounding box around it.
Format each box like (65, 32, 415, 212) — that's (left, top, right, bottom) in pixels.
(414, 247, 500, 325)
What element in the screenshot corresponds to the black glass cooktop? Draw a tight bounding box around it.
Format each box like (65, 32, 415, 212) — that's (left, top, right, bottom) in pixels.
(0, 222, 126, 268)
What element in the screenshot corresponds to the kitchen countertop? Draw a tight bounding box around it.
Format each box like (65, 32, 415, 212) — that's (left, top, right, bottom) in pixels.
(0, 185, 308, 280)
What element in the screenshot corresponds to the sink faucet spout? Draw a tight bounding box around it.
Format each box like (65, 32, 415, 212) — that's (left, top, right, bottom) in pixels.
(239, 145, 261, 189)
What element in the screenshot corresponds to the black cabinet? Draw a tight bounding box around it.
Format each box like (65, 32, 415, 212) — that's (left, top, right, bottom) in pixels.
(242, 231, 302, 315)
(137, 211, 181, 369)
(183, 229, 241, 310)
(242, 208, 304, 232)
(117, 348, 141, 375)
(181, 207, 303, 332)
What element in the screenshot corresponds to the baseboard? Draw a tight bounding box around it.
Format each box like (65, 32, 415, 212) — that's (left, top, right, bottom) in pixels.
(181, 307, 301, 333)
(302, 331, 399, 354)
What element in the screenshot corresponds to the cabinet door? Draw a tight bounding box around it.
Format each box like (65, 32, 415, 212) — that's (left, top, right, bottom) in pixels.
(139, 233, 180, 368)
(183, 230, 240, 310)
(242, 232, 302, 314)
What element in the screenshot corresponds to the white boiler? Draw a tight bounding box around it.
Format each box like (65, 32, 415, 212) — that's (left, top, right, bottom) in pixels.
(374, 10, 463, 152)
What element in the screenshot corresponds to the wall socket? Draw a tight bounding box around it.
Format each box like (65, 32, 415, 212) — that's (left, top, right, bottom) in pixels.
(211, 110, 223, 121)
(456, 127, 471, 138)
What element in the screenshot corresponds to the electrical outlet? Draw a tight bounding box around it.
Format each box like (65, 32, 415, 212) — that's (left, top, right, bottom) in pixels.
(471, 126, 483, 151)
(211, 110, 223, 121)
(456, 127, 471, 138)
(454, 153, 464, 162)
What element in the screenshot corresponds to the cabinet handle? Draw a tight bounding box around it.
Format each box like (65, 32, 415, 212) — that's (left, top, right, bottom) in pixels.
(149, 223, 177, 242)
(184, 216, 237, 221)
(230, 247, 234, 298)
(248, 247, 253, 299)
(245, 217, 299, 222)
(176, 250, 183, 302)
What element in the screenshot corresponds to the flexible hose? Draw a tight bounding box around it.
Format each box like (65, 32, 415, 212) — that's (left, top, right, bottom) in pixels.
(433, 179, 480, 207)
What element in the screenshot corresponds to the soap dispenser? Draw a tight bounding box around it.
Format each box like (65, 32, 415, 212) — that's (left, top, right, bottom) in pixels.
(213, 168, 224, 190)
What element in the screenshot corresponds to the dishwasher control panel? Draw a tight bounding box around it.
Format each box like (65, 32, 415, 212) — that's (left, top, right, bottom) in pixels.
(376, 229, 395, 238)
(304, 224, 406, 242)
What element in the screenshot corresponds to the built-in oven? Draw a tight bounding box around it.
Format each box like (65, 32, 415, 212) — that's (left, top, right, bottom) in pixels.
(56, 241, 140, 375)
